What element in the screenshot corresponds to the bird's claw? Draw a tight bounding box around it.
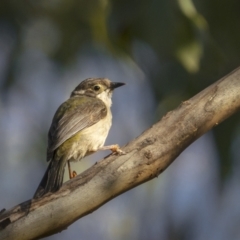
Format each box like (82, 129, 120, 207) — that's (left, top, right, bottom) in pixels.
(72, 171, 77, 178)
(110, 144, 125, 155)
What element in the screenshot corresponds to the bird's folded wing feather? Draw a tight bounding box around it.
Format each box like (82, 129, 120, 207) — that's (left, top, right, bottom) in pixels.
(47, 96, 107, 159)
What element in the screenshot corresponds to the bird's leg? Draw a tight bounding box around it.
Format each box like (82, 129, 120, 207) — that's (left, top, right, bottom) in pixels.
(67, 161, 72, 179)
(99, 144, 125, 155)
(67, 161, 77, 179)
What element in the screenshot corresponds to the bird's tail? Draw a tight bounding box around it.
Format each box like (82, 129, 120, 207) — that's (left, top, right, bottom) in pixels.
(33, 158, 66, 199)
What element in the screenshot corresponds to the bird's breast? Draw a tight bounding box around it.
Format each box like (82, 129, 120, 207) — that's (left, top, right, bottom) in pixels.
(70, 110, 112, 161)
(82, 111, 112, 148)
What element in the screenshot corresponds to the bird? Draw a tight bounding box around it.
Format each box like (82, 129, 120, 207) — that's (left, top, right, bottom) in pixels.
(33, 78, 125, 199)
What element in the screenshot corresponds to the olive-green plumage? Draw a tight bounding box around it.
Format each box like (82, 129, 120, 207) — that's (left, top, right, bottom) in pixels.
(33, 78, 125, 198)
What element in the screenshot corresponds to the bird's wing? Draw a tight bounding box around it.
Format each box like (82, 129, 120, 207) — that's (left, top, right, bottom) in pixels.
(47, 96, 107, 160)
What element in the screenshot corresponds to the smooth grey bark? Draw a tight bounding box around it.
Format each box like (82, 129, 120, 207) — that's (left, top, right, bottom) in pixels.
(0, 67, 240, 240)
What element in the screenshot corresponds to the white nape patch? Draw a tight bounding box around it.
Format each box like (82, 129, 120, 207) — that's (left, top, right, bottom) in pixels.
(73, 89, 85, 95)
(97, 90, 112, 107)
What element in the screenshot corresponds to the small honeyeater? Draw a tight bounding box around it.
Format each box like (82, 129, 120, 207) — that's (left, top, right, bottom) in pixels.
(33, 78, 125, 199)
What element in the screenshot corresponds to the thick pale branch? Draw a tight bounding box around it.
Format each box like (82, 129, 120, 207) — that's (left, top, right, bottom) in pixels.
(1, 67, 240, 240)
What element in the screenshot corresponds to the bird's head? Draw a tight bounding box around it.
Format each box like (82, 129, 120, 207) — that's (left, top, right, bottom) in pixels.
(71, 78, 125, 107)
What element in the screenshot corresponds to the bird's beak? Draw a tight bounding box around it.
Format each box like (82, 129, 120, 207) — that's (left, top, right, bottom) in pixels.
(110, 82, 125, 90)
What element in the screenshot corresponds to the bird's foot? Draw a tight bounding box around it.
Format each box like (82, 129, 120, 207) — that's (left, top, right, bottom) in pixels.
(69, 170, 77, 179)
(100, 144, 125, 155)
(68, 161, 78, 179)
(72, 171, 77, 178)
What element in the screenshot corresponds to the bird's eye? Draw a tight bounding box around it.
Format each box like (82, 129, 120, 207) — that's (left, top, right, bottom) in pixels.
(93, 85, 100, 91)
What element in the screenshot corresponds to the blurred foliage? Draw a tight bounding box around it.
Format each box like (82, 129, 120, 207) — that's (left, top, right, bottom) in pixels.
(0, 0, 240, 179)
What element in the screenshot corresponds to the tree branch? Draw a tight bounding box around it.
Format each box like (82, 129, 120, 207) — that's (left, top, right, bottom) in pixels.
(1, 67, 240, 240)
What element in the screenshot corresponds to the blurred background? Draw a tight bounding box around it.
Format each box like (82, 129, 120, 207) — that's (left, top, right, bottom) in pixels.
(0, 0, 240, 239)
